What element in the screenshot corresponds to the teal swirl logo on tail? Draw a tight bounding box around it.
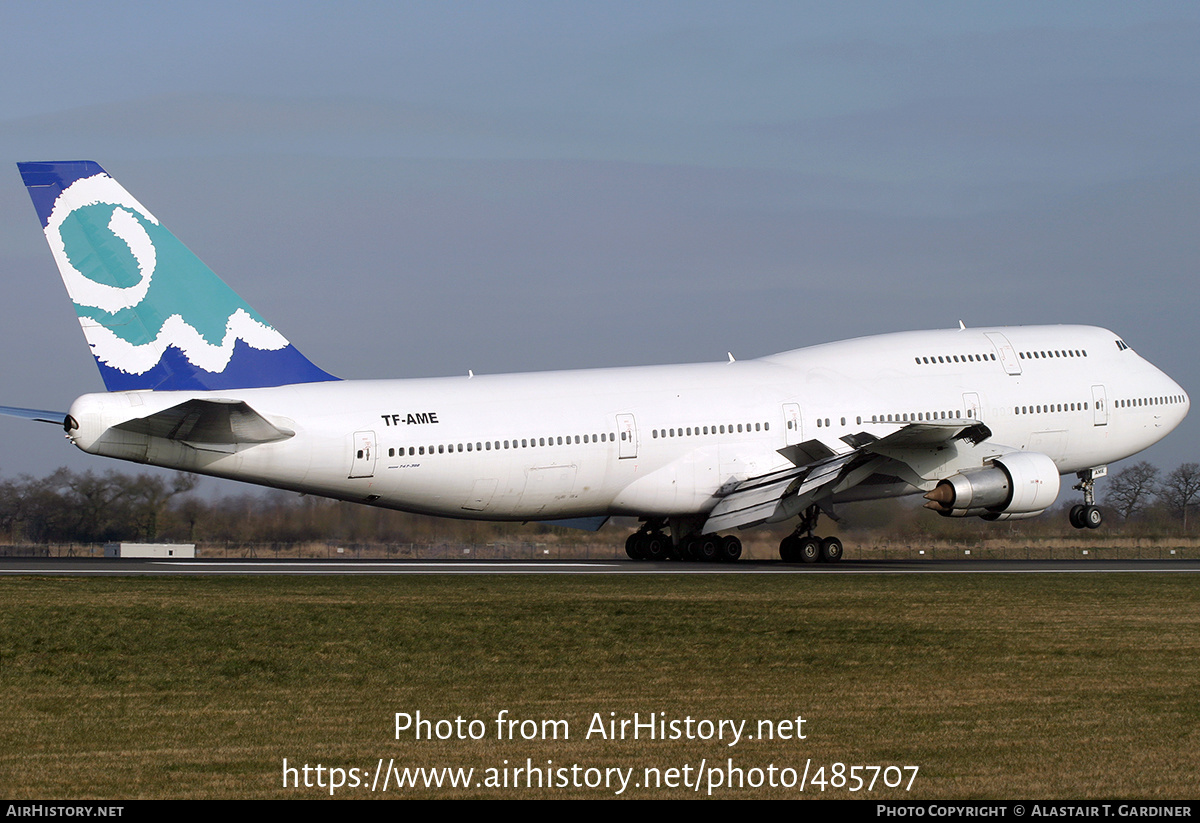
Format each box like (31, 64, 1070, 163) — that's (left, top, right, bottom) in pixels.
(19, 162, 336, 391)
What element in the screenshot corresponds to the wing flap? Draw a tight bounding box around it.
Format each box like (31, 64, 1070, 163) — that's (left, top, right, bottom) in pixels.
(703, 420, 992, 533)
(865, 420, 990, 450)
(703, 452, 859, 533)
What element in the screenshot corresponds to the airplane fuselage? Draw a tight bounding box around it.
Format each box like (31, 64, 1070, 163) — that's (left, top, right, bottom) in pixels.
(66, 324, 1189, 525)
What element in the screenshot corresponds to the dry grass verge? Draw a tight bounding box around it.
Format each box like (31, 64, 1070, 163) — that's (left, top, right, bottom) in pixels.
(1, 573, 1198, 798)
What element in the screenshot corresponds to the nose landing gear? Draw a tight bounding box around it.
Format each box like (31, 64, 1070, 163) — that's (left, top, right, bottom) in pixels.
(1069, 467, 1105, 530)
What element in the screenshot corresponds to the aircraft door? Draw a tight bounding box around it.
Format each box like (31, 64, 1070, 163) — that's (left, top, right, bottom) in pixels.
(962, 392, 982, 420)
(349, 430, 377, 478)
(616, 414, 638, 459)
(783, 403, 803, 446)
(1091, 385, 1109, 426)
(462, 478, 498, 512)
(985, 332, 1022, 375)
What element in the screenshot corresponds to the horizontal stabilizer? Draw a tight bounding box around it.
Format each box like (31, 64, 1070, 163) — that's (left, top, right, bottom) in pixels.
(112, 398, 294, 446)
(0, 405, 67, 426)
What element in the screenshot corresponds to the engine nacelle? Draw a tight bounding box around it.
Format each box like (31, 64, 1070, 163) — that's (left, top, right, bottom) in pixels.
(924, 452, 1060, 517)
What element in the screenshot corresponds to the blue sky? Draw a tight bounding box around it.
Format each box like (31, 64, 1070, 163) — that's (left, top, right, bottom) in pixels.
(0, 1, 1197, 491)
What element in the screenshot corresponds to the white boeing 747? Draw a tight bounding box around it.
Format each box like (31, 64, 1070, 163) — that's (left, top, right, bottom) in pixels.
(4, 161, 1190, 562)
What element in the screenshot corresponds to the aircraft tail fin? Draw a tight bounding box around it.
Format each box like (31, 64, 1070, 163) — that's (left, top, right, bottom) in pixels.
(18, 161, 338, 392)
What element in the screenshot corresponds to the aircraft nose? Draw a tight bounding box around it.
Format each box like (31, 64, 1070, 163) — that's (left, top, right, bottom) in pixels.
(1168, 377, 1190, 427)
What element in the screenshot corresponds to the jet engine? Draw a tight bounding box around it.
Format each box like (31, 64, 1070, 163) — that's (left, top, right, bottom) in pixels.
(923, 451, 1060, 519)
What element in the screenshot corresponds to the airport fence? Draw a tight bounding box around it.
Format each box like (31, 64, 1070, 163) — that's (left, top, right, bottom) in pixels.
(2, 537, 1197, 561)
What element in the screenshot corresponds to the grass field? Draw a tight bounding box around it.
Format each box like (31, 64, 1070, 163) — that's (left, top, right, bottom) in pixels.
(1, 572, 1198, 799)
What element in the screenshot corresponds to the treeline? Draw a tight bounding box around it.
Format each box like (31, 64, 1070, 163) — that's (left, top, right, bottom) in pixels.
(0, 469, 197, 544)
(1100, 461, 1200, 529)
(0, 468, 576, 546)
(0, 461, 1197, 547)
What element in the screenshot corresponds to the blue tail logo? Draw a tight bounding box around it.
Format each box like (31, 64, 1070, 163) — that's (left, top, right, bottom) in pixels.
(19, 161, 338, 392)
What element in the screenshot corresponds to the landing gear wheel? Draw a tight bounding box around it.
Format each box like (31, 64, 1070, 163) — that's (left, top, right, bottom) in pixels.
(625, 533, 644, 560)
(695, 534, 719, 562)
(1082, 505, 1102, 529)
(644, 534, 667, 560)
(819, 536, 843, 563)
(682, 537, 700, 562)
(779, 535, 798, 562)
(719, 535, 742, 562)
(799, 536, 821, 564)
(1069, 505, 1086, 529)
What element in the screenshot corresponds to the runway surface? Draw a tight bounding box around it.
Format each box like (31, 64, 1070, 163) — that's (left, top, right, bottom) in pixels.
(2, 557, 1199, 576)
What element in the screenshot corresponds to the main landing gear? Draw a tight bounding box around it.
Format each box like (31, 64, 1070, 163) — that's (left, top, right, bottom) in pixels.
(1069, 468, 1103, 530)
(778, 504, 843, 563)
(625, 519, 742, 563)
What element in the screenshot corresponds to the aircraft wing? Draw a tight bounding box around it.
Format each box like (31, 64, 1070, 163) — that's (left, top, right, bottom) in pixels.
(702, 451, 864, 533)
(111, 398, 294, 448)
(702, 420, 991, 533)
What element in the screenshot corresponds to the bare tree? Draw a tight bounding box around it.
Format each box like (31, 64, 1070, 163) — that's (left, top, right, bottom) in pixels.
(1160, 462, 1200, 531)
(1104, 461, 1161, 522)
